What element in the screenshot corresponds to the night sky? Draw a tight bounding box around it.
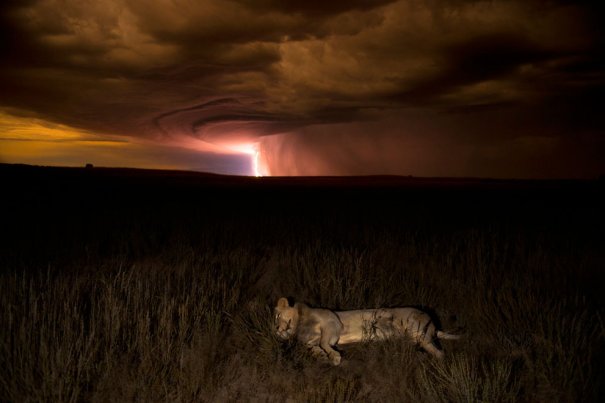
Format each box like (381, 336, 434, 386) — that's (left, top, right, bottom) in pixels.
(1, 0, 603, 177)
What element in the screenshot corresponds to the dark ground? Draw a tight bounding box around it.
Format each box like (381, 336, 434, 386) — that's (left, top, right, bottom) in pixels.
(1, 163, 604, 401)
(2, 163, 603, 281)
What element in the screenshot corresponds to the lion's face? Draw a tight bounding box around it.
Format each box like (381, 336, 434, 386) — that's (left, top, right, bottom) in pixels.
(274, 297, 298, 339)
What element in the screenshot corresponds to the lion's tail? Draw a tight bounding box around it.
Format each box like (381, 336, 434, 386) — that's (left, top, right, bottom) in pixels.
(436, 330, 461, 340)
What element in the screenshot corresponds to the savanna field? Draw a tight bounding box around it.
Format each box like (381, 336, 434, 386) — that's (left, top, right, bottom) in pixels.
(1, 164, 604, 402)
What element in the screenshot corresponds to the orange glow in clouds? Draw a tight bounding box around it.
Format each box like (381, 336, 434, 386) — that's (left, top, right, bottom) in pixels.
(0, 111, 269, 176)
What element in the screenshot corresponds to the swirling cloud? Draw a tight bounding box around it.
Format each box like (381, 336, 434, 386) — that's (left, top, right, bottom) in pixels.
(0, 0, 603, 177)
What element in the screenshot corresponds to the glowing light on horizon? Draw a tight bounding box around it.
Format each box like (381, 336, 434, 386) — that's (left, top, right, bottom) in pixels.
(219, 141, 265, 177)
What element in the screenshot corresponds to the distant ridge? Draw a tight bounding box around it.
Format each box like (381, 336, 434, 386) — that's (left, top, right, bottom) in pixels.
(0, 162, 599, 191)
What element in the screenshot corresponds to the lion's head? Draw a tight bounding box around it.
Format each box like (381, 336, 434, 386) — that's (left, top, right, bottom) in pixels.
(274, 297, 299, 340)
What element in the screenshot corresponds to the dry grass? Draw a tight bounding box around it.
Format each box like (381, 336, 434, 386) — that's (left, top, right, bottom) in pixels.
(1, 171, 603, 402)
(1, 224, 603, 402)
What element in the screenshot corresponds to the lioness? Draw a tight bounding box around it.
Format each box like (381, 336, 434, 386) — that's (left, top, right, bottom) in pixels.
(274, 297, 460, 365)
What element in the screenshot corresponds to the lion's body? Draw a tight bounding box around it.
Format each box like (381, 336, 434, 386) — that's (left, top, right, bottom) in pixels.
(274, 298, 460, 365)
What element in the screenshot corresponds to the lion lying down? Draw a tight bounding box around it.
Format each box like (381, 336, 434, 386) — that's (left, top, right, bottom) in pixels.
(274, 297, 460, 365)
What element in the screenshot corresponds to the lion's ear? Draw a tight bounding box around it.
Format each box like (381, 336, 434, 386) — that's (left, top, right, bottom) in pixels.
(277, 297, 289, 308)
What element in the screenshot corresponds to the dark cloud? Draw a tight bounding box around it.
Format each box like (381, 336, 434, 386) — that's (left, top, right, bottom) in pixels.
(444, 33, 548, 84)
(0, 0, 603, 177)
(236, 0, 396, 16)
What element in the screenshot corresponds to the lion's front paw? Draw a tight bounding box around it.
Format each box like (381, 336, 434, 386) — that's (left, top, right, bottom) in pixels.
(329, 352, 342, 366)
(309, 346, 326, 359)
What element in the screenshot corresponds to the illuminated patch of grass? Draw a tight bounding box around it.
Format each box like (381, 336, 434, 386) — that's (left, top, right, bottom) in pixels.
(1, 210, 603, 401)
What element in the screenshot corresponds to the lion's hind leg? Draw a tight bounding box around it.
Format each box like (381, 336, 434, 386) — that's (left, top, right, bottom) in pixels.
(406, 312, 446, 359)
(421, 341, 445, 359)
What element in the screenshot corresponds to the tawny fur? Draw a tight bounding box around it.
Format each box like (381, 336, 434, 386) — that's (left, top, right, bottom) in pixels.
(274, 297, 460, 365)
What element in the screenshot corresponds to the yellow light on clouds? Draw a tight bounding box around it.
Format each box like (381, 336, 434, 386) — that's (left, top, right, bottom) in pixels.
(0, 111, 189, 170)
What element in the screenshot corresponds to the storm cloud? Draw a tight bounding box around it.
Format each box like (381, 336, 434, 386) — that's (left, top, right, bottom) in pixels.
(0, 0, 603, 177)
